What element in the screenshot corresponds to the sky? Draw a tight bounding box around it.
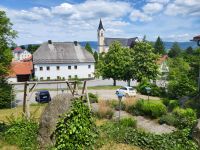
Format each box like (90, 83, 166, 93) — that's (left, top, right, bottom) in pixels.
(0, 0, 200, 45)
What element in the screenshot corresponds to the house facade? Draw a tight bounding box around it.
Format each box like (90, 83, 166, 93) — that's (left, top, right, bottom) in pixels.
(33, 41, 95, 80)
(97, 19, 139, 53)
(13, 47, 32, 61)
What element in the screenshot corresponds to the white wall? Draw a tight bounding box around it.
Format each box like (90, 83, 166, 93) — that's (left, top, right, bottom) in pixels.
(7, 77, 17, 83)
(34, 63, 95, 80)
(13, 50, 32, 61)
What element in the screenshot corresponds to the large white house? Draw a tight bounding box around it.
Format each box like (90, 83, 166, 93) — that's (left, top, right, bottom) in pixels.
(97, 19, 139, 53)
(13, 47, 32, 61)
(33, 41, 95, 80)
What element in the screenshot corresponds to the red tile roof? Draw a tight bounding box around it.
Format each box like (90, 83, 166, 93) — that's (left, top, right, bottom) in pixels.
(9, 61, 33, 77)
(14, 47, 22, 51)
(157, 55, 168, 65)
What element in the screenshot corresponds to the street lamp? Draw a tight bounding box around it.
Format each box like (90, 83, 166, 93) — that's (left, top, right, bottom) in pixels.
(115, 91, 125, 122)
(145, 87, 151, 101)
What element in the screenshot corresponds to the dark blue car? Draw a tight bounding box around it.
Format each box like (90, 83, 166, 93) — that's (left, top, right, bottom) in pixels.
(35, 90, 51, 103)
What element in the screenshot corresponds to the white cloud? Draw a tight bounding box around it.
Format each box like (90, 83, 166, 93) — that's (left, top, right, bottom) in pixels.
(165, 0, 200, 16)
(143, 3, 163, 14)
(130, 9, 152, 22)
(147, 0, 170, 4)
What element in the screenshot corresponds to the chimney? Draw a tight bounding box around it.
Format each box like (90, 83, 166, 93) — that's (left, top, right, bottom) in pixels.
(74, 41, 78, 46)
(48, 40, 52, 44)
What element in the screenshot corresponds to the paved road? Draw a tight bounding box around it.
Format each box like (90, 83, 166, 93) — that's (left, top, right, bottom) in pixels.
(14, 89, 160, 106)
(13, 79, 138, 91)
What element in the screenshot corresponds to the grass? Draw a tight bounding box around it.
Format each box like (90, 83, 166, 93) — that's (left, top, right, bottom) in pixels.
(0, 140, 19, 150)
(99, 142, 142, 150)
(0, 104, 46, 123)
(88, 85, 121, 90)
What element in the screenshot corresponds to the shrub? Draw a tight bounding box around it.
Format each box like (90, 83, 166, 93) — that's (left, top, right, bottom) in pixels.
(137, 79, 162, 97)
(159, 113, 176, 126)
(168, 100, 179, 111)
(124, 97, 137, 111)
(0, 78, 15, 108)
(83, 93, 98, 103)
(162, 98, 170, 106)
(120, 118, 137, 128)
(4, 116, 38, 150)
(132, 100, 167, 118)
(172, 107, 197, 129)
(55, 99, 98, 150)
(109, 100, 125, 111)
(99, 122, 199, 150)
(95, 101, 114, 119)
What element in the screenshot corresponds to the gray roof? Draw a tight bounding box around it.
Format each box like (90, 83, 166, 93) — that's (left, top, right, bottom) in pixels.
(104, 37, 138, 47)
(33, 42, 95, 64)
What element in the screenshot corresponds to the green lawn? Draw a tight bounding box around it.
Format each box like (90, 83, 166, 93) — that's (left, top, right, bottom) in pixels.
(88, 85, 121, 90)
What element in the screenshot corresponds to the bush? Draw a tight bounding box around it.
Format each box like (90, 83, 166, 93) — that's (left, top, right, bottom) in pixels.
(131, 100, 167, 118)
(159, 113, 176, 126)
(83, 93, 98, 103)
(99, 122, 199, 150)
(3, 116, 38, 150)
(137, 79, 162, 97)
(162, 98, 170, 106)
(172, 107, 197, 129)
(95, 101, 114, 119)
(168, 100, 179, 111)
(55, 99, 98, 150)
(124, 97, 137, 111)
(109, 100, 125, 111)
(0, 78, 15, 108)
(120, 118, 137, 128)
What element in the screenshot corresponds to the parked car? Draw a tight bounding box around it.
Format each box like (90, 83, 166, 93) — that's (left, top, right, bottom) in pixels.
(35, 90, 51, 103)
(116, 86, 137, 97)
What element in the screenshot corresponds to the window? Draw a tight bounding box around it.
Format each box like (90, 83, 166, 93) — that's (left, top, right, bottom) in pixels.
(75, 75, 78, 78)
(57, 66, 60, 70)
(88, 74, 91, 78)
(88, 65, 91, 69)
(74, 65, 77, 69)
(68, 75, 71, 79)
(40, 77, 43, 80)
(101, 32, 103, 36)
(47, 77, 50, 80)
(40, 67, 43, 71)
(47, 66, 50, 70)
(68, 66, 71, 70)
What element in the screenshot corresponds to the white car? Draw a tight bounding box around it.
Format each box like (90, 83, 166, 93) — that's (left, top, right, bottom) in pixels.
(116, 86, 137, 97)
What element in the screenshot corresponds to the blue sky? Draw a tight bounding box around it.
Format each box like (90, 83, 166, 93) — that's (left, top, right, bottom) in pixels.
(0, 0, 199, 45)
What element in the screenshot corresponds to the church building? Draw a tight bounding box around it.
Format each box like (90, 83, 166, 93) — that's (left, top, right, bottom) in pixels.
(97, 19, 139, 53)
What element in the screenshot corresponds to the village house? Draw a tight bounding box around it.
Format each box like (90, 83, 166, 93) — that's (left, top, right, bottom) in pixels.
(97, 19, 139, 53)
(33, 41, 95, 80)
(12, 47, 32, 61)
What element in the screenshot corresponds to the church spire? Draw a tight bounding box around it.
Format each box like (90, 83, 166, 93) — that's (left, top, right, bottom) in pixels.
(98, 18, 104, 31)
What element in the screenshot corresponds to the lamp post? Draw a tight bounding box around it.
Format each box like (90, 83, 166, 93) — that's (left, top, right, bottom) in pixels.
(145, 87, 151, 101)
(115, 91, 125, 122)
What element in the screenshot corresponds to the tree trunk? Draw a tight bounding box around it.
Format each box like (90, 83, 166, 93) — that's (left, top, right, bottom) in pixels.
(113, 79, 116, 86)
(127, 80, 131, 86)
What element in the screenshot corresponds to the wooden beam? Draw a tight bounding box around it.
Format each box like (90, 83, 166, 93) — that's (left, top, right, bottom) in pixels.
(66, 81, 73, 95)
(81, 80, 86, 100)
(72, 82, 77, 96)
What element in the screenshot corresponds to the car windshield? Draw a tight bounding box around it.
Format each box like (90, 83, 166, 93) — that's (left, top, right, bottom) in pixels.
(129, 87, 134, 91)
(40, 92, 48, 95)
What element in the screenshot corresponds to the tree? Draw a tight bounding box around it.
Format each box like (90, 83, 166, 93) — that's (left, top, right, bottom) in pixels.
(0, 11, 17, 108)
(168, 42, 181, 58)
(154, 36, 165, 55)
(185, 46, 193, 55)
(85, 42, 93, 54)
(97, 41, 132, 86)
(20, 45, 25, 49)
(131, 42, 159, 82)
(27, 44, 40, 54)
(93, 51, 98, 63)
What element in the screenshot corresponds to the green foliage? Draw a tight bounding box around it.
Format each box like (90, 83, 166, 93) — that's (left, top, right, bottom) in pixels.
(159, 108, 197, 129)
(172, 107, 197, 129)
(55, 99, 98, 150)
(3, 116, 38, 150)
(131, 42, 159, 81)
(85, 42, 93, 54)
(168, 42, 181, 58)
(154, 36, 165, 55)
(162, 98, 170, 106)
(120, 117, 137, 128)
(137, 79, 162, 96)
(0, 11, 17, 77)
(99, 121, 199, 150)
(0, 78, 15, 108)
(130, 100, 167, 118)
(83, 93, 98, 103)
(109, 100, 125, 111)
(27, 44, 40, 54)
(93, 51, 98, 63)
(168, 100, 179, 111)
(185, 46, 194, 55)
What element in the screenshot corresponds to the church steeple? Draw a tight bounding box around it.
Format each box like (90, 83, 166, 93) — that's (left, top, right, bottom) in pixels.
(98, 18, 104, 31)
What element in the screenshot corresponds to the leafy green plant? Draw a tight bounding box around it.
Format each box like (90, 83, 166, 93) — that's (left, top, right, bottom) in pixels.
(55, 99, 98, 150)
(120, 118, 137, 128)
(130, 100, 167, 118)
(3, 116, 38, 150)
(83, 93, 98, 103)
(109, 100, 125, 111)
(168, 100, 179, 111)
(159, 113, 176, 126)
(99, 121, 199, 150)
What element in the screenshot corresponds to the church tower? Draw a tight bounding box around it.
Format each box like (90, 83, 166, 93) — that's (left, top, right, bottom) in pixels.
(97, 19, 105, 53)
